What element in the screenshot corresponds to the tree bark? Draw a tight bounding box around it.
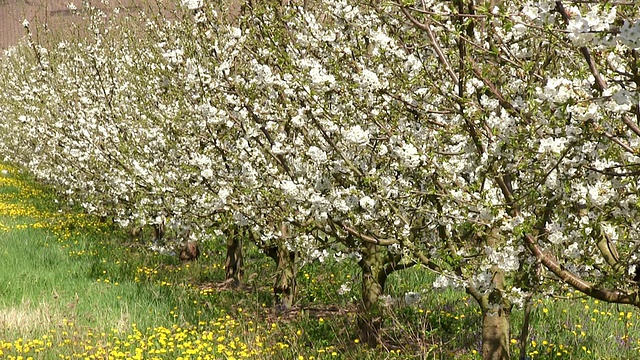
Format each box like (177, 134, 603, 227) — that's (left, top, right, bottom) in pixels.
(153, 222, 165, 242)
(482, 303, 511, 360)
(129, 225, 142, 242)
(268, 244, 296, 311)
(179, 241, 200, 261)
(468, 273, 511, 360)
(264, 235, 297, 312)
(225, 226, 244, 286)
(358, 242, 388, 347)
(475, 229, 512, 360)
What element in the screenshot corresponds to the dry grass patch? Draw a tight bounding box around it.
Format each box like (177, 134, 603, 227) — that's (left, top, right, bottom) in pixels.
(0, 299, 58, 335)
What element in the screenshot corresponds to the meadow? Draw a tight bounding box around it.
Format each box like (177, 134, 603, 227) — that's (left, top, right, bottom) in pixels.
(1, 162, 640, 360)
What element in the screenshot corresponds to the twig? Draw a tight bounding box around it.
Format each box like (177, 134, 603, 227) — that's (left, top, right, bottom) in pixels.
(602, 131, 636, 155)
(621, 115, 640, 138)
(400, 6, 459, 85)
(555, 1, 607, 94)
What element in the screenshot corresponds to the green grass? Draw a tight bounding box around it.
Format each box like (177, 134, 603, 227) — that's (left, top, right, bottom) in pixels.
(1, 163, 640, 359)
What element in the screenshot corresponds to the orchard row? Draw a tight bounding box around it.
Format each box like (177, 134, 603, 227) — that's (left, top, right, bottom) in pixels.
(1, 1, 640, 358)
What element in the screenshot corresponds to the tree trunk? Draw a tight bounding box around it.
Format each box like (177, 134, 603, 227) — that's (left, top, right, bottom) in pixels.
(265, 244, 296, 311)
(129, 225, 142, 242)
(467, 229, 512, 360)
(470, 266, 512, 360)
(225, 226, 244, 286)
(179, 241, 200, 261)
(275, 246, 296, 310)
(358, 243, 388, 347)
(482, 303, 511, 360)
(153, 223, 165, 241)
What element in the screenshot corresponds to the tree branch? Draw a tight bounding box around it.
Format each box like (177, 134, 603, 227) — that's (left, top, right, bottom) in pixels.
(400, 6, 459, 85)
(602, 131, 636, 155)
(328, 218, 399, 246)
(523, 233, 640, 305)
(555, 1, 607, 94)
(621, 115, 640, 139)
(497, 172, 640, 306)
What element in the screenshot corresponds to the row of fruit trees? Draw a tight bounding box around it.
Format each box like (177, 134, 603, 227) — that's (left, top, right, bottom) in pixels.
(1, 0, 640, 359)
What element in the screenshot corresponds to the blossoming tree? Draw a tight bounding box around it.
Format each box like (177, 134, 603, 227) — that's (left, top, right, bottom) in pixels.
(396, 1, 640, 358)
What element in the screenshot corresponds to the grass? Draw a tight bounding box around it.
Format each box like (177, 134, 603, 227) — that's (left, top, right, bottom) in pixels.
(1, 163, 640, 359)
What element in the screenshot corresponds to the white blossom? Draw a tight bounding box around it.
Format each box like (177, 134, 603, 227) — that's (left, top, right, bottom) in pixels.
(506, 287, 527, 309)
(307, 146, 327, 163)
(564, 242, 583, 259)
(538, 137, 568, 155)
(343, 125, 370, 146)
(359, 195, 376, 212)
(181, 0, 203, 10)
(338, 282, 351, 295)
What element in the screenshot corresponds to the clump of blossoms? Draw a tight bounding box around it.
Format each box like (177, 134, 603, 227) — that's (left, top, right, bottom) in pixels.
(0, 3, 229, 240)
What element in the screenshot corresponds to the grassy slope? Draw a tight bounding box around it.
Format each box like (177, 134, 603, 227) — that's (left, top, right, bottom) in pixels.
(0, 166, 179, 353)
(1, 163, 640, 359)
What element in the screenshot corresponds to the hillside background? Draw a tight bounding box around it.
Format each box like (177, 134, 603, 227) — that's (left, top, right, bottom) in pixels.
(0, 0, 245, 51)
(1, 0, 85, 50)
